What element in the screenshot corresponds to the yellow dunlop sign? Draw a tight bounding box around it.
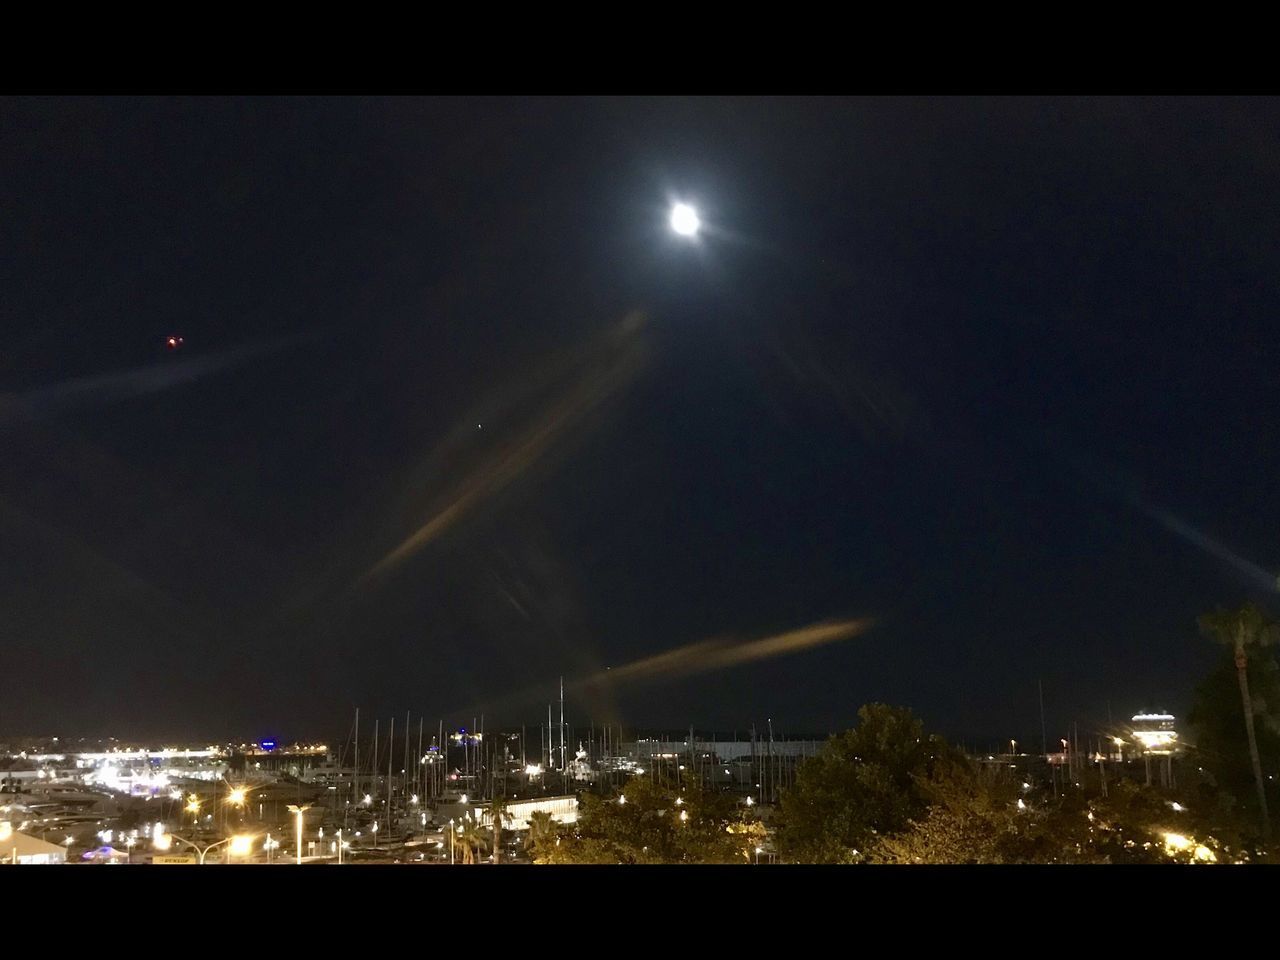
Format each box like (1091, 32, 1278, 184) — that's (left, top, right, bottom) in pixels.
(152, 855, 197, 865)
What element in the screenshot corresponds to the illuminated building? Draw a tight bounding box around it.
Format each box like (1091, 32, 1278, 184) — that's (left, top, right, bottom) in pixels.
(1130, 713, 1180, 756)
(473, 794, 578, 831)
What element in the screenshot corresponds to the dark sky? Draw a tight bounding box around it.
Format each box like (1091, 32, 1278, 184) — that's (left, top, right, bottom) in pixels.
(3, 96, 1278, 747)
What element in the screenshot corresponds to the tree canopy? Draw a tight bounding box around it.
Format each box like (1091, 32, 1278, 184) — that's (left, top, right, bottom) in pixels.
(1187, 644, 1280, 826)
(773, 703, 962, 862)
(536, 775, 764, 864)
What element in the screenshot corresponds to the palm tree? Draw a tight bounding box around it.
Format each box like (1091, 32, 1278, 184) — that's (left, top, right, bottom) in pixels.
(487, 794, 512, 864)
(1199, 602, 1279, 839)
(525, 809, 557, 862)
(455, 814, 488, 865)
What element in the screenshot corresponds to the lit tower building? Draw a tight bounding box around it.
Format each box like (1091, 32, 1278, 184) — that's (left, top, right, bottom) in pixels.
(1130, 713, 1179, 755)
(1128, 712, 1179, 788)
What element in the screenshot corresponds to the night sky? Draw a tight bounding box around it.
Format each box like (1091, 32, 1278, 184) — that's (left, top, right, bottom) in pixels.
(3, 97, 1278, 746)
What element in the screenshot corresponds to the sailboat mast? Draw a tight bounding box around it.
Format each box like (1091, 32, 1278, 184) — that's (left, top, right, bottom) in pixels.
(387, 716, 395, 834)
(417, 717, 424, 801)
(371, 718, 379, 806)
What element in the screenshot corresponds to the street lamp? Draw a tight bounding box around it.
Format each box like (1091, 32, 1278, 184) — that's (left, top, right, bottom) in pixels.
(225, 784, 248, 833)
(286, 804, 312, 866)
(157, 832, 253, 865)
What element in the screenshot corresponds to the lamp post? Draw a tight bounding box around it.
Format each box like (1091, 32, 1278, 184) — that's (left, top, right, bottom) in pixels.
(287, 804, 312, 865)
(156, 832, 251, 865)
(226, 784, 247, 832)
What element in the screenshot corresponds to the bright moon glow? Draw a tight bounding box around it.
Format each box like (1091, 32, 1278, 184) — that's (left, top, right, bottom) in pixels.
(670, 203, 700, 236)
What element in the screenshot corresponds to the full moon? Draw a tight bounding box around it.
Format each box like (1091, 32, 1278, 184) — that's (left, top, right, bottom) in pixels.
(670, 203, 700, 237)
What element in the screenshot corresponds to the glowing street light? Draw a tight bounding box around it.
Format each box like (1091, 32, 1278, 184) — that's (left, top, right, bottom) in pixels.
(156, 832, 252, 864)
(670, 203, 700, 238)
(287, 804, 312, 865)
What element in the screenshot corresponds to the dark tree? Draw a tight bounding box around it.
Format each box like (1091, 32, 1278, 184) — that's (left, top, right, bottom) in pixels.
(1196, 603, 1280, 839)
(773, 703, 960, 862)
